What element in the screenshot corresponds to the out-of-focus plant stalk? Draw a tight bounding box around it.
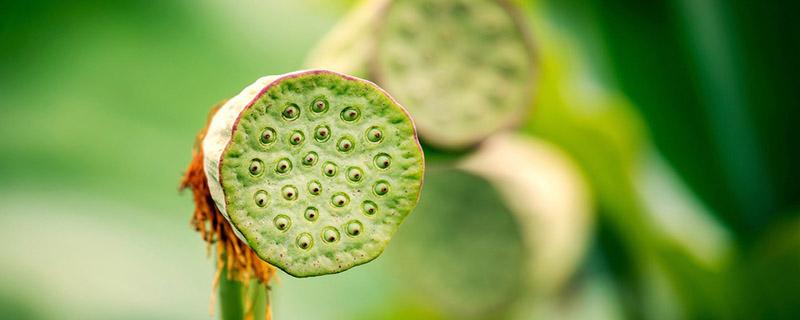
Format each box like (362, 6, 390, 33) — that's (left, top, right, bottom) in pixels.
(219, 267, 269, 320)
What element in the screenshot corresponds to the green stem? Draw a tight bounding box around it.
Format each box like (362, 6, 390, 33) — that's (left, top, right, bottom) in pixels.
(219, 267, 268, 320)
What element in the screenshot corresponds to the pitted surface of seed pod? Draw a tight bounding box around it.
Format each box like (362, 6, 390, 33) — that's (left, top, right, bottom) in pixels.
(374, 0, 535, 149)
(203, 70, 424, 277)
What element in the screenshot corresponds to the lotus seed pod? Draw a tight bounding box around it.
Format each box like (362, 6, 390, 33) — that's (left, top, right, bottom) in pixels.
(389, 168, 526, 317)
(460, 133, 592, 295)
(202, 70, 424, 277)
(306, 0, 536, 149)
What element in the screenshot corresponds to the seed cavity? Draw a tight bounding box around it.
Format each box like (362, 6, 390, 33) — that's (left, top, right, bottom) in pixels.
(282, 103, 300, 120)
(340, 107, 360, 122)
(296, 233, 313, 250)
(322, 162, 338, 177)
(273, 215, 291, 232)
(289, 131, 305, 145)
(260, 128, 277, 145)
(314, 125, 331, 142)
(332, 193, 350, 207)
(304, 207, 319, 221)
(254, 190, 269, 208)
(346, 220, 363, 237)
(302, 151, 318, 166)
(366, 126, 383, 142)
(347, 167, 364, 182)
(374, 153, 392, 169)
(337, 137, 354, 152)
(249, 159, 264, 176)
(373, 181, 390, 196)
(311, 97, 329, 113)
(362, 200, 378, 216)
(282, 185, 298, 200)
(275, 158, 292, 174)
(308, 180, 322, 195)
(322, 226, 340, 243)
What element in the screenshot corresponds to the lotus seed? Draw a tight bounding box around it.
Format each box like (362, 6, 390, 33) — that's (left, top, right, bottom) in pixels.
(274, 215, 291, 231)
(304, 207, 319, 221)
(302, 151, 318, 166)
(276, 158, 292, 174)
(322, 162, 338, 177)
(289, 131, 305, 145)
(332, 193, 350, 207)
(346, 220, 363, 236)
(282, 103, 300, 120)
(347, 167, 364, 182)
(322, 226, 340, 243)
(373, 181, 390, 196)
(297, 233, 313, 249)
(282, 185, 298, 200)
(340, 107, 360, 122)
(362, 200, 378, 216)
(254, 190, 269, 207)
(249, 159, 264, 176)
(308, 180, 322, 195)
(367, 126, 383, 142)
(337, 137, 354, 152)
(374, 153, 391, 169)
(314, 125, 331, 142)
(260, 128, 277, 145)
(311, 97, 329, 113)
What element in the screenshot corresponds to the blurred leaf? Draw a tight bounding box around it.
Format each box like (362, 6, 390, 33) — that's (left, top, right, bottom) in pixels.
(744, 215, 800, 319)
(520, 1, 741, 317)
(579, 0, 800, 233)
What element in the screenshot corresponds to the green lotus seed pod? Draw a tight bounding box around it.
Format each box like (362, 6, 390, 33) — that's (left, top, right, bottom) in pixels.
(306, 0, 535, 149)
(202, 70, 424, 277)
(387, 135, 592, 316)
(389, 168, 525, 317)
(460, 133, 592, 295)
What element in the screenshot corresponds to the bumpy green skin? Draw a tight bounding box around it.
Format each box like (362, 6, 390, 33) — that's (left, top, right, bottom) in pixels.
(219, 71, 424, 277)
(307, 0, 535, 149)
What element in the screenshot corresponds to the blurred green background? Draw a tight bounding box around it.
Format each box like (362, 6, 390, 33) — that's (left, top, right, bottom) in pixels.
(1, 0, 797, 319)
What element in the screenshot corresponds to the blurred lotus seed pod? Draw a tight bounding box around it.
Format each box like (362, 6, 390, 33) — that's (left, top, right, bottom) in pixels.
(389, 168, 527, 318)
(385, 134, 590, 317)
(202, 70, 425, 277)
(307, 0, 536, 149)
(461, 133, 592, 295)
